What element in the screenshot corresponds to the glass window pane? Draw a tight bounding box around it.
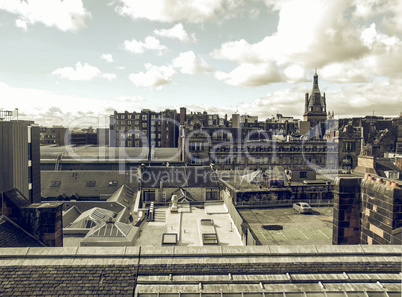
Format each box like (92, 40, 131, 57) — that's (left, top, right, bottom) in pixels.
(386, 293, 401, 297)
(346, 292, 367, 297)
(285, 293, 305, 297)
(243, 293, 264, 297)
(367, 292, 386, 297)
(306, 293, 325, 297)
(265, 293, 284, 297)
(325, 292, 346, 297)
(222, 294, 242, 297)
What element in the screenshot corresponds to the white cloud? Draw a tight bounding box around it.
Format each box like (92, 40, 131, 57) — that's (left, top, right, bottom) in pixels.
(326, 78, 402, 117)
(214, 63, 281, 87)
(52, 62, 116, 81)
(211, 0, 371, 86)
(172, 51, 213, 74)
(101, 54, 114, 63)
(113, 95, 145, 103)
(114, 0, 244, 23)
(154, 23, 196, 43)
(320, 63, 372, 83)
(0, 0, 91, 32)
(0, 81, 146, 127)
(15, 19, 27, 30)
(283, 65, 306, 83)
(129, 63, 176, 88)
(123, 36, 167, 55)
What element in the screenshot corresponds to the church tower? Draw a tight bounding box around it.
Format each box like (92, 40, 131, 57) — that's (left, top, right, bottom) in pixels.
(303, 70, 327, 127)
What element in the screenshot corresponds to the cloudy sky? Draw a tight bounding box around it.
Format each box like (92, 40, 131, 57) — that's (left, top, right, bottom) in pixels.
(0, 0, 401, 127)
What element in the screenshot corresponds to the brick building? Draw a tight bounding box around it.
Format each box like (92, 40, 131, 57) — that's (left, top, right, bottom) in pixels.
(0, 188, 63, 247)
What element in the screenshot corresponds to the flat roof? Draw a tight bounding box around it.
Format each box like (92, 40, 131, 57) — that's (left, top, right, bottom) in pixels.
(134, 203, 243, 246)
(239, 206, 333, 245)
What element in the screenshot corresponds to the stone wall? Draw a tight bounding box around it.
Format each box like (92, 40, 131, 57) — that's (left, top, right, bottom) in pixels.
(333, 176, 402, 245)
(332, 177, 361, 245)
(360, 178, 402, 244)
(0, 245, 400, 296)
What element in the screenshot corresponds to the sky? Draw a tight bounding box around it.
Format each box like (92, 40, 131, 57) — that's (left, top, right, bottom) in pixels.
(0, 0, 401, 128)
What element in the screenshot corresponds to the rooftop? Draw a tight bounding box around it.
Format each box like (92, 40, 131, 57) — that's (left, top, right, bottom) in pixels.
(239, 206, 333, 245)
(140, 166, 219, 188)
(134, 203, 242, 246)
(40, 145, 179, 161)
(41, 170, 138, 199)
(0, 216, 45, 248)
(0, 245, 400, 296)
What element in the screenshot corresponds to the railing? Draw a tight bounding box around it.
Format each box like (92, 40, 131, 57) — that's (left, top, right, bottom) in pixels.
(235, 198, 334, 208)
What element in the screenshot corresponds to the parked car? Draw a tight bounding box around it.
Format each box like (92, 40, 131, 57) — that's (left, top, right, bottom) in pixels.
(293, 202, 312, 214)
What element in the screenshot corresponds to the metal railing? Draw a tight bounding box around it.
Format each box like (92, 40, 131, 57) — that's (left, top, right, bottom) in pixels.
(235, 198, 334, 208)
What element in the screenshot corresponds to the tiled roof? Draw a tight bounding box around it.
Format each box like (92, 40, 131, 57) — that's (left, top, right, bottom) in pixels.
(3, 188, 30, 208)
(0, 216, 45, 247)
(41, 170, 138, 199)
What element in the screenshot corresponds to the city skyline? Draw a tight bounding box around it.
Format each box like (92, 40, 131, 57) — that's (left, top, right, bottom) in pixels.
(1, 0, 402, 127)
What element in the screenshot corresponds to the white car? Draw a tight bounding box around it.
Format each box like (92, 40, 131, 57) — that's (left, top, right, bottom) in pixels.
(293, 202, 312, 214)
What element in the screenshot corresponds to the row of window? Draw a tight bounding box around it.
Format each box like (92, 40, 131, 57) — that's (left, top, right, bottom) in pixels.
(50, 181, 118, 187)
(190, 155, 325, 165)
(189, 145, 329, 153)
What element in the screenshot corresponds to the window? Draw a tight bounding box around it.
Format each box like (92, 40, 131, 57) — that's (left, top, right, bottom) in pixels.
(189, 142, 204, 151)
(300, 171, 307, 178)
(50, 181, 61, 187)
(344, 142, 356, 151)
(144, 190, 155, 201)
(85, 181, 96, 187)
(206, 190, 218, 200)
(108, 181, 118, 186)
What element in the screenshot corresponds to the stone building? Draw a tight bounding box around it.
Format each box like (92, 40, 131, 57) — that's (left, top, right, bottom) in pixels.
(300, 71, 327, 136)
(332, 176, 401, 245)
(138, 165, 220, 204)
(179, 123, 337, 171)
(111, 109, 179, 148)
(327, 124, 362, 170)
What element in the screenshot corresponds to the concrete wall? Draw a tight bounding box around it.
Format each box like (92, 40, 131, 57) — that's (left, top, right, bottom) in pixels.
(0, 122, 29, 200)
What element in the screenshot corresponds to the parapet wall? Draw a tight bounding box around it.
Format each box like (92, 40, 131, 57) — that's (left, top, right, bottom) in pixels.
(333, 176, 402, 245)
(360, 178, 402, 244)
(1, 246, 400, 296)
